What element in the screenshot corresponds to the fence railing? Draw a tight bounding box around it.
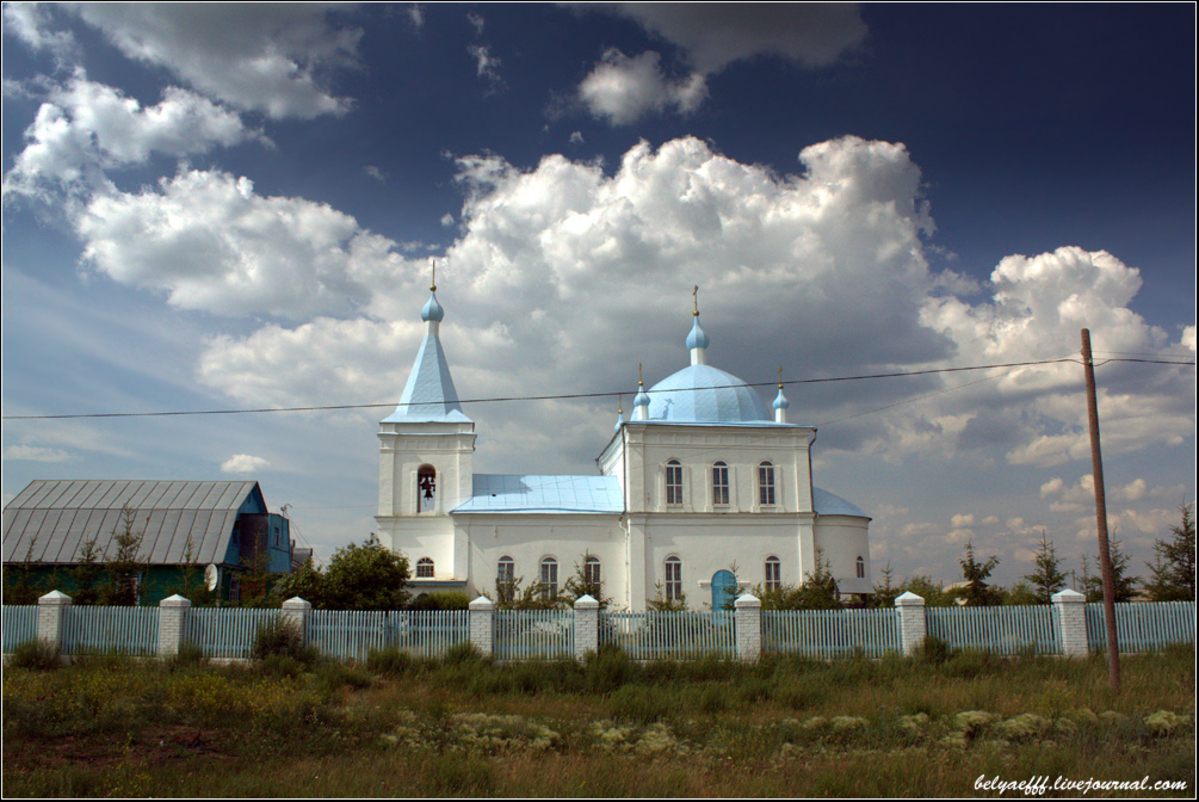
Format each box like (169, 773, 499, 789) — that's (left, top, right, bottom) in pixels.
(1084, 601, 1196, 653)
(308, 609, 469, 661)
(184, 608, 278, 659)
(1, 606, 37, 653)
(495, 609, 574, 660)
(600, 610, 736, 660)
(62, 606, 159, 656)
(927, 605, 1060, 655)
(763, 608, 899, 658)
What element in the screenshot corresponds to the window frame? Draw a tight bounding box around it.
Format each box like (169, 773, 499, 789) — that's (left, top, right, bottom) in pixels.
(664, 556, 683, 602)
(584, 554, 602, 588)
(665, 459, 684, 507)
(540, 556, 559, 599)
(497, 555, 515, 584)
(856, 556, 866, 579)
(765, 556, 781, 592)
(416, 557, 435, 578)
(712, 461, 730, 506)
(758, 461, 776, 507)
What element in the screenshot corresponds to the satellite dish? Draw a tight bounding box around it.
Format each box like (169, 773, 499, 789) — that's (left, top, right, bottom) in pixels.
(204, 564, 220, 592)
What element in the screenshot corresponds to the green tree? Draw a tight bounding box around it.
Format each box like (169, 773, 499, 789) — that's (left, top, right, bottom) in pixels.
(102, 506, 146, 606)
(1000, 581, 1040, 606)
(562, 551, 611, 608)
(1023, 530, 1068, 604)
(1143, 503, 1195, 602)
(1080, 539, 1138, 603)
(70, 535, 106, 605)
(270, 534, 410, 610)
(867, 562, 900, 608)
(958, 540, 1001, 606)
(894, 575, 955, 607)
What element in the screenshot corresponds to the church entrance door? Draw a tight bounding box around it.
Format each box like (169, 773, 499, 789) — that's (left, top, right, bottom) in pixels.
(711, 569, 737, 611)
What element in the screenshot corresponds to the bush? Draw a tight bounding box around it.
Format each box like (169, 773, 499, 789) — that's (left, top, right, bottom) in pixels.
(441, 641, 484, 666)
(165, 641, 208, 671)
(366, 645, 414, 677)
(251, 616, 317, 664)
(8, 639, 61, 671)
(916, 635, 952, 665)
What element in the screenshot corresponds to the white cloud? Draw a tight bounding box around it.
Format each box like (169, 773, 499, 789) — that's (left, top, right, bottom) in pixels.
(2, 72, 262, 208)
(66, 4, 362, 119)
(2, 2, 79, 66)
(2, 445, 70, 463)
(591, 3, 868, 73)
(578, 49, 706, 125)
(467, 44, 504, 91)
(221, 453, 270, 473)
(75, 168, 402, 319)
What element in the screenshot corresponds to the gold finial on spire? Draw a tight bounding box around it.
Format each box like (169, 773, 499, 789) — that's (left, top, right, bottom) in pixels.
(778, 366, 784, 389)
(638, 362, 644, 386)
(618, 394, 623, 415)
(693, 284, 699, 316)
(430, 258, 437, 292)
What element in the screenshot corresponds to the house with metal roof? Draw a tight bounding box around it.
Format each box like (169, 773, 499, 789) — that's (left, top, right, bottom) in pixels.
(375, 283, 871, 610)
(2, 480, 292, 605)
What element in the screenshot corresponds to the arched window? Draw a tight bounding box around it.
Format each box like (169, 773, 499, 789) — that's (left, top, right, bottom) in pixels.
(584, 554, 602, 587)
(856, 556, 866, 579)
(758, 461, 776, 506)
(665, 459, 683, 506)
(664, 556, 683, 602)
(497, 556, 515, 584)
(417, 464, 437, 513)
(712, 461, 729, 506)
(540, 556, 559, 599)
(416, 557, 435, 578)
(765, 556, 781, 591)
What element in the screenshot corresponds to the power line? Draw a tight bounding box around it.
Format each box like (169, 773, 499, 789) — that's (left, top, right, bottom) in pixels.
(2, 355, 1191, 422)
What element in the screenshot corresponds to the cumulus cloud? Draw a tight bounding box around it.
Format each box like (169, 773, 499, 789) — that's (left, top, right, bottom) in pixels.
(65, 4, 361, 119)
(592, 2, 869, 73)
(2, 72, 263, 208)
(221, 453, 270, 473)
(578, 49, 706, 125)
(75, 169, 402, 319)
(3, 2, 80, 66)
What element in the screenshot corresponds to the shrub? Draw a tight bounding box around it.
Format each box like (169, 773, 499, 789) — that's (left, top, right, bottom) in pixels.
(251, 616, 317, 664)
(165, 641, 208, 671)
(584, 642, 635, 693)
(314, 661, 374, 693)
(8, 638, 61, 671)
(916, 635, 952, 665)
(366, 645, 414, 677)
(441, 641, 484, 666)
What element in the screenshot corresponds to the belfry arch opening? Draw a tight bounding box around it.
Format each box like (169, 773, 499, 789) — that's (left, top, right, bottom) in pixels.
(417, 464, 437, 513)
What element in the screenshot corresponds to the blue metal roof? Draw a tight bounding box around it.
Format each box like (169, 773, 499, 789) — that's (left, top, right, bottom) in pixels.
(383, 332, 472, 423)
(646, 364, 771, 423)
(453, 474, 623, 514)
(813, 487, 869, 519)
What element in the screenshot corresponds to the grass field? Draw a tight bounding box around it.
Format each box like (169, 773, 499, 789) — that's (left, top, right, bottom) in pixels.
(2, 642, 1194, 797)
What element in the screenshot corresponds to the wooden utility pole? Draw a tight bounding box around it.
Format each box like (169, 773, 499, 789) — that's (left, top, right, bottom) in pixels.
(1081, 328, 1120, 690)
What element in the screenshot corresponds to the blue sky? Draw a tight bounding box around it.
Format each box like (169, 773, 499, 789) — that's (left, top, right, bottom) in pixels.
(3, 3, 1195, 590)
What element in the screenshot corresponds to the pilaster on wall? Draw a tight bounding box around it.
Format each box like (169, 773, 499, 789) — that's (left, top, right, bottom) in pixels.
(158, 594, 192, 657)
(895, 591, 926, 656)
(734, 593, 762, 661)
(282, 597, 312, 646)
(573, 595, 600, 661)
(469, 595, 494, 658)
(1052, 588, 1089, 656)
(36, 590, 72, 652)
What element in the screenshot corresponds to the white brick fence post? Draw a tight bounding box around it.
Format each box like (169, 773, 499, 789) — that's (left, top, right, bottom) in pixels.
(36, 590, 71, 654)
(469, 595, 494, 658)
(573, 595, 600, 661)
(734, 593, 761, 661)
(158, 594, 192, 658)
(895, 591, 926, 657)
(281, 597, 312, 647)
(1052, 588, 1088, 656)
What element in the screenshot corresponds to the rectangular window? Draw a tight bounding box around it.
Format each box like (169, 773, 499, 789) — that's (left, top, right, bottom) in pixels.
(712, 463, 729, 506)
(765, 558, 781, 591)
(541, 559, 558, 599)
(666, 462, 683, 506)
(759, 464, 776, 506)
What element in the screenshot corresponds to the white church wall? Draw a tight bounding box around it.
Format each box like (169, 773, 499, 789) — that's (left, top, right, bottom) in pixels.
(814, 516, 872, 595)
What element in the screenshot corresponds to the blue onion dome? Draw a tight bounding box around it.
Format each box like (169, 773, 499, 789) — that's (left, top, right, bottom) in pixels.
(686, 314, 710, 350)
(634, 385, 651, 409)
(773, 387, 790, 410)
(647, 364, 770, 423)
(421, 289, 444, 322)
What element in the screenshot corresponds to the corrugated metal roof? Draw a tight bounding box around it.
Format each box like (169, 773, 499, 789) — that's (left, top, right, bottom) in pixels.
(2, 480, 259, 565)
(453, 474, 624, 515)
(812, 487, 869, 519)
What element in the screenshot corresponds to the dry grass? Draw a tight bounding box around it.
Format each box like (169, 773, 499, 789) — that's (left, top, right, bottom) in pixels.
(3, 645, 1194, 797)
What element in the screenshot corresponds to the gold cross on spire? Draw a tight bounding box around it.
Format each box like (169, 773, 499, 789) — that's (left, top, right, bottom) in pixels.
(430, 258, 437, 292)
(693, 284, 699, 316)
(638, 362, 644, 386)
(778, 366, 784, 389)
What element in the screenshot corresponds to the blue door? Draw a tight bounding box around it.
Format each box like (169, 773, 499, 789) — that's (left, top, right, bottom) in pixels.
(711, 569, 738, 611)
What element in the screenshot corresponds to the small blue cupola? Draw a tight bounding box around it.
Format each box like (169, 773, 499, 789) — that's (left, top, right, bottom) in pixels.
(633, 365, 651, 421)
(614, 394, 625, 432)
(773, 368, 790, 424)
(687, 285, 710, 366)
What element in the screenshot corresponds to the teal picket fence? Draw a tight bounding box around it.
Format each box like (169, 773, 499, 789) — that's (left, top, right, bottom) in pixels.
(926, 605, 1060, 654)
(600, 610, 735, 659)
(763, 608, 900, 658)
(61, 606, 159, 655)
(495, 609, 574, 660)
(1084, 601, 1195, 653)
(308, 609, 469, 661)
(184, 608, 277, 659)
(1, 606, 37, 652)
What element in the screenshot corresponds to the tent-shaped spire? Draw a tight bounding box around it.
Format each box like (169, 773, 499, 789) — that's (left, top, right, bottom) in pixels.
(383, 271, 471, 423)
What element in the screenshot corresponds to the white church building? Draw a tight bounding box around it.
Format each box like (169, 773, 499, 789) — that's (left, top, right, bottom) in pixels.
(375, 284, 872, 610)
